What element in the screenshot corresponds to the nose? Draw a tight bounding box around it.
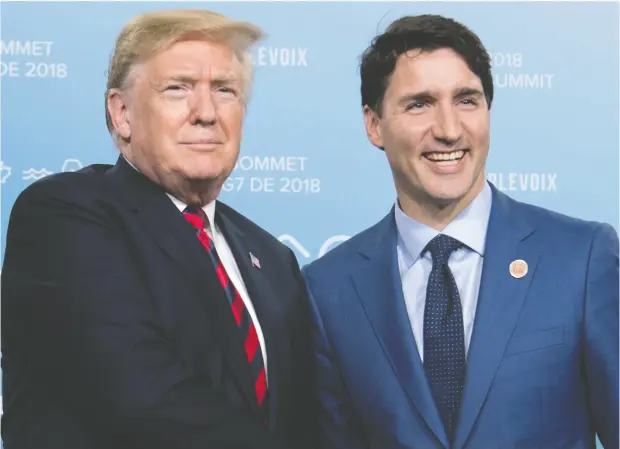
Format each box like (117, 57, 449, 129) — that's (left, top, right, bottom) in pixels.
(432, 104, 462, 146)
(190, 85, 217, 127)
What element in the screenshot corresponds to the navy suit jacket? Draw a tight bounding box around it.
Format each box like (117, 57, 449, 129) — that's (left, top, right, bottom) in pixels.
(302, 184, 618, 449)
(1, 156, 314, 449)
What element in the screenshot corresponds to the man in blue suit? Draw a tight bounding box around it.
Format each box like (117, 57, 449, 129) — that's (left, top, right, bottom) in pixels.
(302, 14, 618, 449)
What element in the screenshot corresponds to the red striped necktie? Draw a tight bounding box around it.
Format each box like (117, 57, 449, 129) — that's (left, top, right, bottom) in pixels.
(183, 206, 268, 415)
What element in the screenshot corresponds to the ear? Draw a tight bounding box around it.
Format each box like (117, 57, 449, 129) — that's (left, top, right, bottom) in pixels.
(107, 88, 132, 141)
(363, 105, 384, 150)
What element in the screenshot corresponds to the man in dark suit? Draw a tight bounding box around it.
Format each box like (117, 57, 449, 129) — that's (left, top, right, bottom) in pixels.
(302, 14, 618, 449)
(1, 9, 313, 449)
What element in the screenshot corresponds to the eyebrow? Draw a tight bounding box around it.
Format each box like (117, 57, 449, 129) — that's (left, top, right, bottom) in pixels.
(165, 74, 198, 84)
(162, 72, 241, 85)
(397, 87, 485, 105)
(211, 73, 241, 87)
(454, 87, 485, 99)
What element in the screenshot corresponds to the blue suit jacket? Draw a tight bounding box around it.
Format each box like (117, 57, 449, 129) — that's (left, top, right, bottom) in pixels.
(302, 184, 618, 449)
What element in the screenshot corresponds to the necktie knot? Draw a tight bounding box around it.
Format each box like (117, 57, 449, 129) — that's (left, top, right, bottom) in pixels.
(424, 234, 463, 266)
(183, 206, 208, 232)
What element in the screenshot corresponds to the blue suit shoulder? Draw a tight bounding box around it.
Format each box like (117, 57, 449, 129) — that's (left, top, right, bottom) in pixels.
(507, 193, 618, 245)
(303, 191, 619, 288)
(302, 212, 393, 291)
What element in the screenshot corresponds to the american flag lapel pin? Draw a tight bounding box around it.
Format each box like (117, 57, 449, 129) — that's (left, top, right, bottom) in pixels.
(249, 252, 261, 269)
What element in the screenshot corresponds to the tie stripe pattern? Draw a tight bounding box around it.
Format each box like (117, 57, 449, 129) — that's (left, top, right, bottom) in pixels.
(183, 206, 268, 412)
(423, 234, 466, 443)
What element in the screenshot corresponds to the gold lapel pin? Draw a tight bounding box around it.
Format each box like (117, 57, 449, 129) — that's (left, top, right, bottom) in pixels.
(509, 259, 528, 279)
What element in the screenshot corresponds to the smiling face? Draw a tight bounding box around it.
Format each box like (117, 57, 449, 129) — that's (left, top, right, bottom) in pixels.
(364, 47, 491, 223)
(107, 39, 246, 205)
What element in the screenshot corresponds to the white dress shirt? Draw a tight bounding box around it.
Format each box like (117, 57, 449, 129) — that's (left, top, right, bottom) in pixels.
(394, 182, 493, 361)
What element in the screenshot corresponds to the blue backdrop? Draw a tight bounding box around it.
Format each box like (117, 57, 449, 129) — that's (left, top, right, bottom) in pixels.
(1, 1, 618, 442)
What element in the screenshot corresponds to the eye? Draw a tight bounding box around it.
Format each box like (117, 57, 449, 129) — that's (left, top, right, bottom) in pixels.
(163, 84, 190, 96)
(460, 98, 478, 106)
(216, 86, 238, 95)
(405, 101, 426, 111)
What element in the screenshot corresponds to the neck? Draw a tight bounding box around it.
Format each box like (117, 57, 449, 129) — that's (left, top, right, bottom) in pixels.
(397, 176, 486, 231)
(172, 181, 220, 208)
(120, 151, 220, 208)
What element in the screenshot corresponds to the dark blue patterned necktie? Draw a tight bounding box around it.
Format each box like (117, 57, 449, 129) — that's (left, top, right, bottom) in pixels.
(423, 234, 466, 443)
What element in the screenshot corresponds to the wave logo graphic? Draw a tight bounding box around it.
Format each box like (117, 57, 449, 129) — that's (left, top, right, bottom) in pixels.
(62, 158, 83, 172)
(22, 168, 53, 180)
(0, 161, 12, 183)
(279, 234, 310, 258)
(278, 234, 351, 260)
(317, 235, 350, 257)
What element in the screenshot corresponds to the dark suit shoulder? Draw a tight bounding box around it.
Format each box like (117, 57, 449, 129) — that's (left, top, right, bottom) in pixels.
(9, 163, 120, 224)
(216, 200, 297, 261)
(3, 163, 123, 282)
(13, 163, 114, 207)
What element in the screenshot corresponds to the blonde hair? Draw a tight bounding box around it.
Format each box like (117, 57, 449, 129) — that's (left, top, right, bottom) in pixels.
(104, 9, 265, 140)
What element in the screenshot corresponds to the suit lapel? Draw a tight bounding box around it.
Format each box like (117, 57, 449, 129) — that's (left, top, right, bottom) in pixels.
(215, 207, 282, 428)
(108, 158, 210, 282)
(107, 157, 260, 414)
(352, 212, 449, 449)
(453, 185, 538, 449)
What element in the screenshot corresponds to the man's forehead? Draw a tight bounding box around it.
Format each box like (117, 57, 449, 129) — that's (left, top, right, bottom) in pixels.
(146, 58, 242, 82)
(149, 40, 241, 70)
(159, 68, 240, 80)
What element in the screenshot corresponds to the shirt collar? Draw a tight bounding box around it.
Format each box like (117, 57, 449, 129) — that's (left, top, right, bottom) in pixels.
(166, 193, 216, 228)
(394, 181, 493, 268)
(122, 155, 217, 226)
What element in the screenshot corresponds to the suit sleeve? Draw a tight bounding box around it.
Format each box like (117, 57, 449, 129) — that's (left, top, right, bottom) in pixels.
(1, 179, 285, 449)
(583, 222, 619, 449)
(301, 268, 369, 449)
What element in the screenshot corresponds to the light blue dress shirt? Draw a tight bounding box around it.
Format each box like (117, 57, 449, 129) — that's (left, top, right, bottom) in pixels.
(394, 181, 493, 361)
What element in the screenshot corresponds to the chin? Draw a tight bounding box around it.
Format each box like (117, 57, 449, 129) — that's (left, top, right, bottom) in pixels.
(178, 162, 225, 179)
(425, 184, 471, 205)
(191, 166, 220, 177)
